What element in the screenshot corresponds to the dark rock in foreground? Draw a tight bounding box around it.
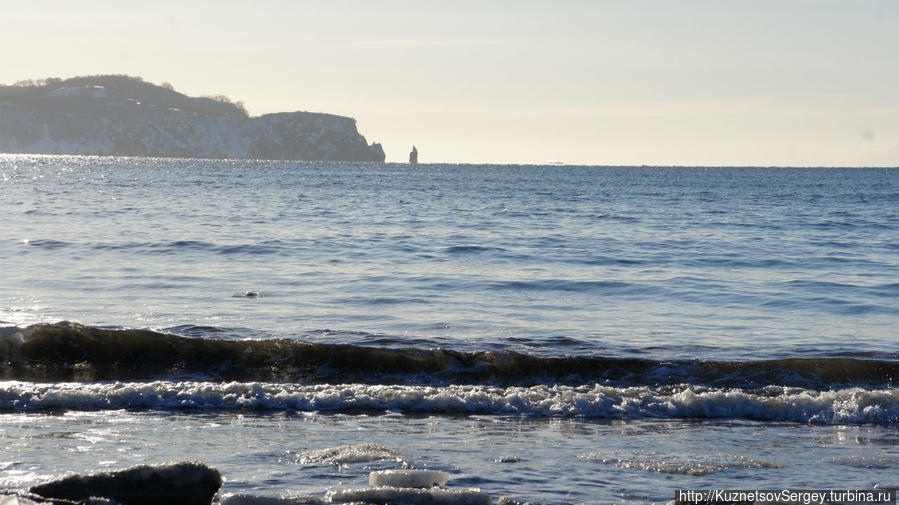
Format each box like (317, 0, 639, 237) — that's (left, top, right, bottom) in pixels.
(29, 462, 222, 505)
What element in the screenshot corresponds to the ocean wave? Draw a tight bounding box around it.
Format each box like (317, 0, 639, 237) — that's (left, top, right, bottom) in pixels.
(329, 296, 432, 306)
(488, 280, 640, 293)
(2, 322, 898, 389)
(103, 239, 293, 256)
(21, 239, 70, 250)
(1, 381, 897, 425)
(444, 245, 506, 255)
(18, 238, 305, 258)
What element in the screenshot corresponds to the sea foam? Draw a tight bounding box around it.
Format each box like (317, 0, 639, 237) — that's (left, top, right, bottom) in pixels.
(1, 380, 896, 425)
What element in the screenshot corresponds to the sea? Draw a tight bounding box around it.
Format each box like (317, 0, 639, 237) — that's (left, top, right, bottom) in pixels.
(1, 155, 898, 504)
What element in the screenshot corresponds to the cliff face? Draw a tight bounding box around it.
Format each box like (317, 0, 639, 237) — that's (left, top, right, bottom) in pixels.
(0, 76, 384, 162)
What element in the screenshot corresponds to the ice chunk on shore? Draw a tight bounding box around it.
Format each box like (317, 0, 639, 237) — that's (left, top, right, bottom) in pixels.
(298, 443, 399, 464)
(369, 469, 451, 488)
(29, 461, 222, 505)
(327, 487, 490, 505)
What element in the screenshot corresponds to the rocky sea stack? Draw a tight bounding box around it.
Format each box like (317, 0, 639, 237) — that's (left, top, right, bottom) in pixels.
(0, 75, 384, 162)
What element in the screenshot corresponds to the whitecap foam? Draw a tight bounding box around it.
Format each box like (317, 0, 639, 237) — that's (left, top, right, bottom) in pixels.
(1, 381, 897, 425)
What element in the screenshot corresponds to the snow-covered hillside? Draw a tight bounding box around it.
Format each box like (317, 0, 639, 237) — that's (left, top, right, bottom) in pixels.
(0, 76, 385, 162)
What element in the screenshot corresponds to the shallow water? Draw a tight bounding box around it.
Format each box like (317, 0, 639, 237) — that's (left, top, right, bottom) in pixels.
(2, 411, 898, 504)
(1, 155, 898, 503)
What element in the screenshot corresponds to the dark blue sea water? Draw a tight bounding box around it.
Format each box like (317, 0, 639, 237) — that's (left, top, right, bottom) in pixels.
(1, 155, 898, 504)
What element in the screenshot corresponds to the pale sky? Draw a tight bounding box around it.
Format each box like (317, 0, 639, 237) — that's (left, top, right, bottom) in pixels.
(2, 1, 897, 166)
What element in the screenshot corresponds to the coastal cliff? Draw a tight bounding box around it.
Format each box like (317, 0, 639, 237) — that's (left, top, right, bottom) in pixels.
(0, 75, 385, 162)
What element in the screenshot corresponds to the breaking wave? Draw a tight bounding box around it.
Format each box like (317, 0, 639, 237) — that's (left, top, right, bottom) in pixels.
(1, 380, 897, 425)
(2, 322, 899, 390)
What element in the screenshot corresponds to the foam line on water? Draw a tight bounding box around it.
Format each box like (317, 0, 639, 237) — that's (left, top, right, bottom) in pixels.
(1, 381, 896, 425)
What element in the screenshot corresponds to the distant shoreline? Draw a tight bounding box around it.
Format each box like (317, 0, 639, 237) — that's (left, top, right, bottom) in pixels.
(0, 75, 384, 162)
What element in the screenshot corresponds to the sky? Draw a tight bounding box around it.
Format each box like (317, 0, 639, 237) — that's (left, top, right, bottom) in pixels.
(1, 0, 897, 166)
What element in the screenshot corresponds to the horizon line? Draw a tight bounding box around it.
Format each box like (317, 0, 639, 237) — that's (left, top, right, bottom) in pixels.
(0, 152, 896, 169)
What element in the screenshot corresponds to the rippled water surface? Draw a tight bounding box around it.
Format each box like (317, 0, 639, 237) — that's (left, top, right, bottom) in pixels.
(1, 155, 898, 503)
(2, 411, 898, 504)
(2, 156, 897, 359)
